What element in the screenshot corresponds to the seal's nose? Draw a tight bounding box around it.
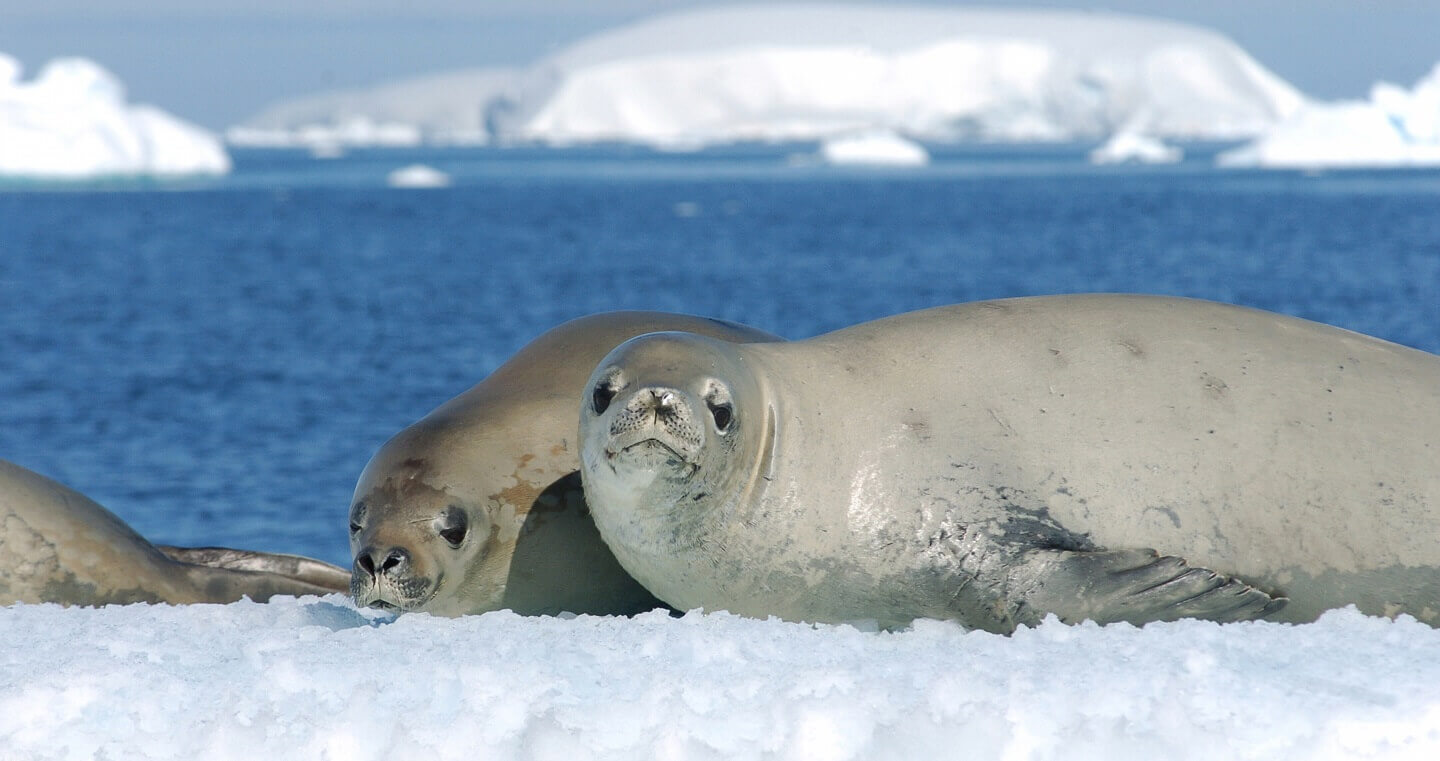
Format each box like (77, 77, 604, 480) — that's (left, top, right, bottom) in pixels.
(354, 546, 410, 579)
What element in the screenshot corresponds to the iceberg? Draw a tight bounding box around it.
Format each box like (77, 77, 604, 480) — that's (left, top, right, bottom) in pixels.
(506, 5, 1302, 147)
(226, 67, 522, 149)
(233, 5, 1303, 150)
(1089, 131, 1183, 164)
(386, 163, 452, 188)
(819, 130, 930, 166)
(3, 599, 1440, 760)
(1219, 62, 1440, 168)
(0, 53, 230, 180)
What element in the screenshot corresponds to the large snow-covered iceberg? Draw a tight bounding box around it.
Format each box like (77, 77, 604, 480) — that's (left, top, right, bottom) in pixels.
(0, 53, 230, 179)
(1219, 62, 1440, 168)
(3, 599, 1440, 760)
(508, 5, 1302, 147)
(233, 5, 1303, 149)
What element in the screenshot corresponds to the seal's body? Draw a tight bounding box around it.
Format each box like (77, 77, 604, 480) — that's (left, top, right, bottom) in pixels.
(349, 312, 780, 616)
(0, 458, 348, 606)
(580, 295, 1440, 632)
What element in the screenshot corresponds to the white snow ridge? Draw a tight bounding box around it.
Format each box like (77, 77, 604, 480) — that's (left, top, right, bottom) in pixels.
(232, 4, 1303, 150)
(0, 53, 231, 180)
(3, 599, 1440, 760)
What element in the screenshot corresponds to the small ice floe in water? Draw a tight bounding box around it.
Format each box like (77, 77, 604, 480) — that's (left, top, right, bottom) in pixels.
(1090, 131, 1184, 164)
(386, 163, 451, 188)
(818, 130, 930, 167)
(673, 201, 700, 217)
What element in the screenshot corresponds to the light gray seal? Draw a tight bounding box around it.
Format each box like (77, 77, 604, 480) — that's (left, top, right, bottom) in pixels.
(1, 458, 349, 606)
(579, 295, 1440, 632)
(349, 311, 780, 616)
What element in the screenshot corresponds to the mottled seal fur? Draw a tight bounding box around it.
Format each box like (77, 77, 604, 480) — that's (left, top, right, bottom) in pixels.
(579, 295, 1440, 632)
(0, 458, 349, 606)
(349, 311, 780, 616)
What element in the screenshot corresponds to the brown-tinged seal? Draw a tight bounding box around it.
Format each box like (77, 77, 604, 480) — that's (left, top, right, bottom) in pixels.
(1, 458, 348, 606)
(348, 311, 780, 616)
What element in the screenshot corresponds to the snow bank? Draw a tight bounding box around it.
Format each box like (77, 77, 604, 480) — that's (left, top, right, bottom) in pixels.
(3, 598, 1439, 760)
(0, 53, 230, 179)
(387, 164, 452, 188)
(232, 5, 1303, 149)
(1220, 62, 1440, 168)
(818, 131, 929, 167)
(1090, 131, 1183, 164)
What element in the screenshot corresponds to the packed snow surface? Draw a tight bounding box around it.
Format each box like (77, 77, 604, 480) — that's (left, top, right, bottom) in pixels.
(3, 598, 1439, 760)
(386, 163, 452, 188)
(818, 131, 930, 166)
(233, 4, 1303, 149)
(0, 53, 230, 179)
(1220, 62, 1440, 168)
(1090, 131, 1183, 164)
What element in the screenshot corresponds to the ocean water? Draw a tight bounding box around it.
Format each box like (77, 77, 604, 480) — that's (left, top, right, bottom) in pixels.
(2, 146, 1437, 567)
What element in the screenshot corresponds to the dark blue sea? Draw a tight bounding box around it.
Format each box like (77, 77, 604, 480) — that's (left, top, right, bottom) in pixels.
(2, 145, 1437, 567)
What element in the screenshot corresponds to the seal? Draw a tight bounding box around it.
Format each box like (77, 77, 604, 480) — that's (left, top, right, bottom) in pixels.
(0, 458, 349, 606)
(579, 295, 1440, 632)
(348, 311, 780, 616)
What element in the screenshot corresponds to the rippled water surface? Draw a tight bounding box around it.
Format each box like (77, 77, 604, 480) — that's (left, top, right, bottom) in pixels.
(2, 146, 1437, 565)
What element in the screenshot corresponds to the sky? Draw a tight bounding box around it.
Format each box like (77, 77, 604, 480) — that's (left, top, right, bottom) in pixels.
(3, 0, 1439, 129)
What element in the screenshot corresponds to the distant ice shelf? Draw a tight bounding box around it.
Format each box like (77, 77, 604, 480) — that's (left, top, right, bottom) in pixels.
(1220, 62, 1440, 168)
(0, 53, 230, 180)
(230, 4, 1303, 151)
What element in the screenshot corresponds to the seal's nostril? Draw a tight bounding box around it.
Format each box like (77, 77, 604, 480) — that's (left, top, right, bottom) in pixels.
(356, 550, 376, 577)
(380, 548, 408, 572)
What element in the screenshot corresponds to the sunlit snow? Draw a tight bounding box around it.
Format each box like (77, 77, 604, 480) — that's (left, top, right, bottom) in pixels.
(1220, 62, 1440, 168)
(3, 599, 1438, 760)
(0, 53, 230, 179)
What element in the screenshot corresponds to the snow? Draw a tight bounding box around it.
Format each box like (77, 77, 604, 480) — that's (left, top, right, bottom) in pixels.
(1219, 62, 1440, 168)
(818, 131, 929, 167)
(0, 53, 230, 179)
(1090, 131, 1183, 164)
(232, 5, 1302, 150)
(386, 163, 452, 188)
(3, 598, 1439, 760)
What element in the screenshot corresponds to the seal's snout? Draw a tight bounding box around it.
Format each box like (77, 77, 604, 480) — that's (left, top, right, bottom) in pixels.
(354, 545, 410, 579)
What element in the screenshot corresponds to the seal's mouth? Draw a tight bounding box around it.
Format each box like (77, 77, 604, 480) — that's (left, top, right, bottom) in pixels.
(619, 437, 686, 459)
(351, 575, 439, 613)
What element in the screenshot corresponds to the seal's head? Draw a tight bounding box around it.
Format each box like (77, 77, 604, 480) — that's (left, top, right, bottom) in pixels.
(348, 452, 504, 616)
(579, 331, 772, 560)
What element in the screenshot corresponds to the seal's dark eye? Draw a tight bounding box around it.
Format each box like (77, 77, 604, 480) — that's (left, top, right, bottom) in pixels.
(438, 508, 468, 548)
(349, 502, 366, 535)
(592, 382, 616, 415)
(709, 402, 733, 431)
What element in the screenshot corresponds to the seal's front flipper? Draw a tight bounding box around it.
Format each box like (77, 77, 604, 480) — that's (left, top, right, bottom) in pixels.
(158, 545, 350, 594)
(1011, 547, 1286, 627)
